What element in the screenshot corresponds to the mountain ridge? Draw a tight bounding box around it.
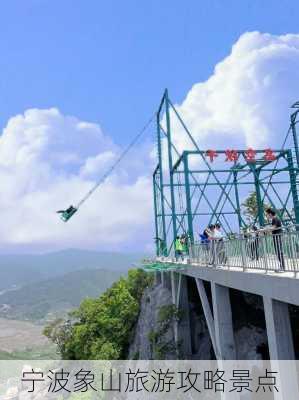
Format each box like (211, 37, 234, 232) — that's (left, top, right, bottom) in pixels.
(0, 249, 145, 290)
(0, 268, 126, 321)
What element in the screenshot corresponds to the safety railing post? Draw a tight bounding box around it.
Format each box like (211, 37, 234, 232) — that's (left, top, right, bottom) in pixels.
(212, 241, 216, 268)
(200, 244, 203, 265)
(240, 237, 247, 272)
(189, 229, 299, 275)
(199, 244, 203, 266)
(295, 232, 299, 277)
(260, 234, 269, 273)
(292, 229, 299, 277)
(288, 232, 296, 276)
(225, 241, 230, 271)
(192, 243, 195, 263)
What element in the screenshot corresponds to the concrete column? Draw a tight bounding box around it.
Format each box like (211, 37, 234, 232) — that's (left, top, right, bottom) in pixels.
(263, 297, 295, 360)
(211, 282, 236, 360)
(161, 270, 165, 287)
(195, 278, 218, 357)
(263, 297, 298, 399)
(154, 271, 162, 286)
(170, 271, 178, 349)
(171, 271, 177, 305)
(162, 271, 172, 291)
(177, 274, 192, 357)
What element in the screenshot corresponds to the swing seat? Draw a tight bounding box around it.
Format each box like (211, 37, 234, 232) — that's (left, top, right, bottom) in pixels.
(57, 205, 78, 222)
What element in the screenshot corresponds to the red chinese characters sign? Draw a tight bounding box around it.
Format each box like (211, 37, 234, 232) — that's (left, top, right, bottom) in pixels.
(225, 150, 238, 162)
(206, 149, 218, 162)
(205, 149, 276, 163)
(264, 148, 276, 161)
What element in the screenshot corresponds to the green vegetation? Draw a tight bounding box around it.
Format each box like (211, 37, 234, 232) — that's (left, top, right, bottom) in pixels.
(44, 269, 153, 359)
(148, 304, 180, 359)
(241, 191, 270, 224)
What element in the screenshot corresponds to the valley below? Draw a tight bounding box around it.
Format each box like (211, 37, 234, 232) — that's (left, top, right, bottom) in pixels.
(0, 318, 47, 352)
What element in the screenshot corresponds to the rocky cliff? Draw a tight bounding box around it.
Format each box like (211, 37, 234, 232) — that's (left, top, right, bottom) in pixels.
(129, 278, 269, 360)
(128, 284, 176, 359)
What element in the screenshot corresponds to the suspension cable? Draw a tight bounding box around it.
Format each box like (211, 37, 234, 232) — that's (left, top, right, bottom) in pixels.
(75, 114, 155, 209)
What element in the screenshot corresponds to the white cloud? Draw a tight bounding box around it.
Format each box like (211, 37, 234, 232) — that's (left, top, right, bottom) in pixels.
(170, 32, 299, 155)
(1, 31, 299, 252)
(80, 151, 116, 179)
(0, 109, 153, 252)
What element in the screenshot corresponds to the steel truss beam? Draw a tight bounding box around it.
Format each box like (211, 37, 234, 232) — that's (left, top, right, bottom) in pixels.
(153, 90, 299, 255)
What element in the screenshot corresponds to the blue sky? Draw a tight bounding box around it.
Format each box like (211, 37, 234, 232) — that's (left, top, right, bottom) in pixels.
(0, 1, 299, 252)
(0, 0, 298, 146)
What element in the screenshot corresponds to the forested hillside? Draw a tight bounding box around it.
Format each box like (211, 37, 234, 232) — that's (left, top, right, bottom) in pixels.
(44, 269, 153, 359)
(0, 268, 125, 321)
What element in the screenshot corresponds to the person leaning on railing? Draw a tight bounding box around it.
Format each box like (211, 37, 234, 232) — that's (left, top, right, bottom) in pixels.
(200, 228, 210, 248)
(205, 224, 216, 264)
(203, 223, 227, 265)
(214, 223, 228, 264)
(258, 208, 286, 271)
(200, 228, 212, 263)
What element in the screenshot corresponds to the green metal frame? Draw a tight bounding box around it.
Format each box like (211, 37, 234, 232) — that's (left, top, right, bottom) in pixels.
(153, 90, 299, 256)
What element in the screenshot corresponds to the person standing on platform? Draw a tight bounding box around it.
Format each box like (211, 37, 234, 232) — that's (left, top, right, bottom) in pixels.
(175, 236, 184, 261)
(180, 233, 189, 256)
(206, 224, 216, 264)
(200, 228, 211, 262)
(264, 208, 285, 271)
(214, 223, 227, 264)
(250, 225, 260, 261)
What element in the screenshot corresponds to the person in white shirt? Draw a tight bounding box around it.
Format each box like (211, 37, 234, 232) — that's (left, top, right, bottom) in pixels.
(204, 225, 215, 264)
(214, 223, 227, 263)
(205, 224, 215, 239)
(214, 223, 223, 239)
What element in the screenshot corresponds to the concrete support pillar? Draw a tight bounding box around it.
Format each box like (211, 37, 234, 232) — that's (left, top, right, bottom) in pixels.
(177, 274, 192, 358)
(161, 270, 164, 287)
(171, 271, 177, 305)
(211, 282, 236, 360)
(195, 278, 218, 358)
(263, 297, 295, 360)
(170, 271, 179, 349)
(154, 271, 162, 286)
(263, 297, 298, 399)
(161, 271, 171, 291)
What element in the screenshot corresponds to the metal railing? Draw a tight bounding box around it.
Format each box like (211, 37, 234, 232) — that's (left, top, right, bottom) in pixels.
(188, 230, 299, 274)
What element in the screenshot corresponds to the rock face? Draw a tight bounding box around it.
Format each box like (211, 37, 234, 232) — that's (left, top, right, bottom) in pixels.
(235, 326, 268, 359)
(128, 284, 175, 359)
(189, 306, 214, 359)
(129, 278, 270, 360)
(230, 289, 269, 359)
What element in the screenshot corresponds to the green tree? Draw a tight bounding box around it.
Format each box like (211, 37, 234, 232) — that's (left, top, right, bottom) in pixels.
(44, 269, 153, 360)
(43, 318, 72, 356)
(126, 269, 154, 301)
(241, 191, 269, 224)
